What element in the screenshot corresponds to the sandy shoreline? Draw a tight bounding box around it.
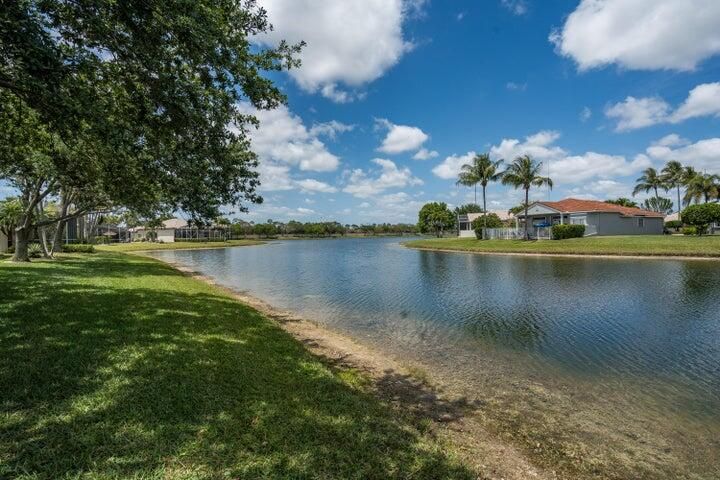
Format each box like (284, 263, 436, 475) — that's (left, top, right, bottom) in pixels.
(146, 253, 555, 480)
(404, 244, 720, 261)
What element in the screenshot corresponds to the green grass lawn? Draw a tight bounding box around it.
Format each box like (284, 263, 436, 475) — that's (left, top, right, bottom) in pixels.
(405, 235, 720, 257)
(0, 253, 473, 479)
(95, 239, 264, 252)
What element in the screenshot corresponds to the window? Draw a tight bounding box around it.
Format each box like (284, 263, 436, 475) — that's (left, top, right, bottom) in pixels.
(570, 216, 587, 225)
(637, 218, 645, 228)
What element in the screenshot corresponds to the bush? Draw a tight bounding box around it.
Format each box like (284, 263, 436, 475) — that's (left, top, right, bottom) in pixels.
(681, 203, 720, 235)
(682, 227, 698, 236)
(63, 244, 96, 253)
(471, 213, 504, 239)
(664, 220, 682, 231)
(552, 224, 585, 240)
(27, 243, 42, 258)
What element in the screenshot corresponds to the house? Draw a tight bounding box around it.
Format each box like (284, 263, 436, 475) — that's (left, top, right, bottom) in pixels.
(458, 210, 516, 237)
(516, 198, 664, 237)
(131, 218, 188, 243)
(0, 230, 8, 253)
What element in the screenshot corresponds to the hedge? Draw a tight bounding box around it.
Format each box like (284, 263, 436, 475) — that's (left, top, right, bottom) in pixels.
(551, 224, 585, 240)
(62, 244, 96, 253)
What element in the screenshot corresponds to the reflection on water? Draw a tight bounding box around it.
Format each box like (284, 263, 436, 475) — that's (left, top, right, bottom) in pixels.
(150, 238, 720, 477)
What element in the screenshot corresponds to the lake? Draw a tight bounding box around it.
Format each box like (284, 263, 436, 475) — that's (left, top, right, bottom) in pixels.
(150, 237, 720, 478)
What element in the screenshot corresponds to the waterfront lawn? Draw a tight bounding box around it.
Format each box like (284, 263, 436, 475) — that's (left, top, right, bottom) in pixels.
(405, 235, 720, 257)
(95, 239, 264, 253)
(0, 254, 472, 480)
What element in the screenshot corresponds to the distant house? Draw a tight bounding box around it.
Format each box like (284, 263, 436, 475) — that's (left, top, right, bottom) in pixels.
(0, 231, 8, 253)
(516, 198, 664, 237)
(458, 210, 516, 237)
(131, 218, 188, 243)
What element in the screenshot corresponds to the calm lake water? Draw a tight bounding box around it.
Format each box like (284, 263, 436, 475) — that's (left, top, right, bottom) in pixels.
(150, 237, 720, 477)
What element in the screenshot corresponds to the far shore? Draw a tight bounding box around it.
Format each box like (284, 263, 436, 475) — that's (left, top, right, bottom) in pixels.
(403, 235, 720, 260)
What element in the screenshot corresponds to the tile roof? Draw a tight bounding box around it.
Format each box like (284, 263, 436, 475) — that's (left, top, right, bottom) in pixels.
(535, 198, 665, 217)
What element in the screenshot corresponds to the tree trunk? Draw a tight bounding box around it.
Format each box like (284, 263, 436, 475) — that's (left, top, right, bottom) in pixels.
(474, 184, 477, 205)
(676, 185, 681, 217)
(482, 185, 487, 239)
(12, 225, 31, 262)
(524, 188, 530, 240)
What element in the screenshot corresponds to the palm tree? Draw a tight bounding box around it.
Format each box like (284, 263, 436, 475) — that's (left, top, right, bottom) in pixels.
(456, 153, 504, 230)
(684, 173, 720, 205)
(660, 160, 684, 214)
(501, 154, 553, 240)
(632, 167, 667, 200)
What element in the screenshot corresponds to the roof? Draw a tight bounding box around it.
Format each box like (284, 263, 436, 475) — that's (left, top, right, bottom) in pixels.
(162, 218, 188, 229)
(467, 210, 515, 221)
(526, 198, 665, 217)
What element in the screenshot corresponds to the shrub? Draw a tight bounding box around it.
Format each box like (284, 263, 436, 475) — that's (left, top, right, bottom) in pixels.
(664, 220, 682, 231)
(552, 224, 585, 240)
(27, 243, 42, 258)
(471, 213, 504, 239)
(681, 203, 720, 235)
(682, 227, 698, 236)
(63, 244, 96, 253)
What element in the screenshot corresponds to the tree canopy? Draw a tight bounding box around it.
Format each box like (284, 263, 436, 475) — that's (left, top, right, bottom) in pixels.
(418, 202, 455, 237)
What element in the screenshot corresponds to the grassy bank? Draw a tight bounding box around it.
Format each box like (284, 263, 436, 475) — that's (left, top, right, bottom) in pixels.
(405, 235, 720, 258)
(95, 239, 264, 252)
(0, 253, 473, 479)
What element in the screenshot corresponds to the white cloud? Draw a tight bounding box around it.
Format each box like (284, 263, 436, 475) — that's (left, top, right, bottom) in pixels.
(652, 133, 689, 147)
(257, 0, 419, 102)
(506, 82, 527, 91)
(645, 136, 720, 173)
(670, 82, 720, 123)
(604, 97, 670, 132)
(432, 152, 476, 180)
(570, 180, 634, 199)
(296, 207, 316, 215)
(295, 178, 338, 193)
(375, 119, 429, 154)
(580, 106, 592, 122)
(239, 103, 340, 181)
(257, 164, 294, 192)
(501, 0, 528, 16)
(550, 0, 720, 71)
(343, 158, 423, 198)
(439, 130, 652, 186)
(605, 82, 720, 131)
(309, 120, 355, 140)
(413, 148, 439, 160)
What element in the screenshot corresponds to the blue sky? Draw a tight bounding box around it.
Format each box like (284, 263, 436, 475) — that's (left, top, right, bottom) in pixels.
(237, 0, 720, 224)
(3, 0, 719, 224)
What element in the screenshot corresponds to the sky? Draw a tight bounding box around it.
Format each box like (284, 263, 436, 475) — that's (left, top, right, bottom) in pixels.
(3, 0, 720, 225)
(237, 0, 720, 224)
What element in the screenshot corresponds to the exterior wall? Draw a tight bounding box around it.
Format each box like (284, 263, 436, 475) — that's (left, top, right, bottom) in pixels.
(595, 212, 663, 235)
(0, 231, 8, 253)
(156, 229, 175, 243)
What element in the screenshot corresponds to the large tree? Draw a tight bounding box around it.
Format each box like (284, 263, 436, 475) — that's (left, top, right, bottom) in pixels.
(684, 173, 720, 205)
(501, 155, 553, 240)
(418, 202, 455, 238)
(456, 153, 503, 231)
(1, 0, 302, 260)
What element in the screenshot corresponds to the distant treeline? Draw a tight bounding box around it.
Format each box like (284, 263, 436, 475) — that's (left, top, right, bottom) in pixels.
(229, 220, 418, 238)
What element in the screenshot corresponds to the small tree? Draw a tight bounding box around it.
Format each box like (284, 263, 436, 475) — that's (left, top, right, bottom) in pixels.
(418, 202, 455, 237)
(605, 198, 638, 208)
(643, 197, 674, 214)
(681, 203, 720, 235)
(472, 213, 502, 239)
(501, 155, 553, 240)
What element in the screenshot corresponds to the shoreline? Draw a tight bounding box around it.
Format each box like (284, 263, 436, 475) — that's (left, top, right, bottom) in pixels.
(403, 244, 720, 261)
(144, 252, 552, 480)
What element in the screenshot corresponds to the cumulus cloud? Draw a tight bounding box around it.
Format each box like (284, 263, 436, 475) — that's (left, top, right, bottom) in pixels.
(670, 82, 720, 123)
(605, 82, 720, 131)
(239, 103, 341, 172)
(645, 136, 720, 173)
(413, 148, 439, 160)
(569, 180, 635, 200)
(550, 0, 720, 71)
(309, 120, 355, 140)
(256, 0, 420, 102)
(652, 133, 690, 147)
(604, 97, 671, 132)
(375, 119, 430, 154)
(343, 158, 423, 197)
(580, 106, 592, 122)
(295, 179, 338, 194)
(432, 152, 476, 180)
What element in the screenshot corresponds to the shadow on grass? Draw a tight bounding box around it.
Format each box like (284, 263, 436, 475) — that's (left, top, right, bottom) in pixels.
(0, 255, 475, 479)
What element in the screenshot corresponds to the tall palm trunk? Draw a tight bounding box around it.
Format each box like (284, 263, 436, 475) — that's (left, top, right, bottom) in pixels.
(524, 188, 530, 240)
(474, 184, 477, 205)
(676, 185, 681, 217)
(482, 185, 487, 230)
